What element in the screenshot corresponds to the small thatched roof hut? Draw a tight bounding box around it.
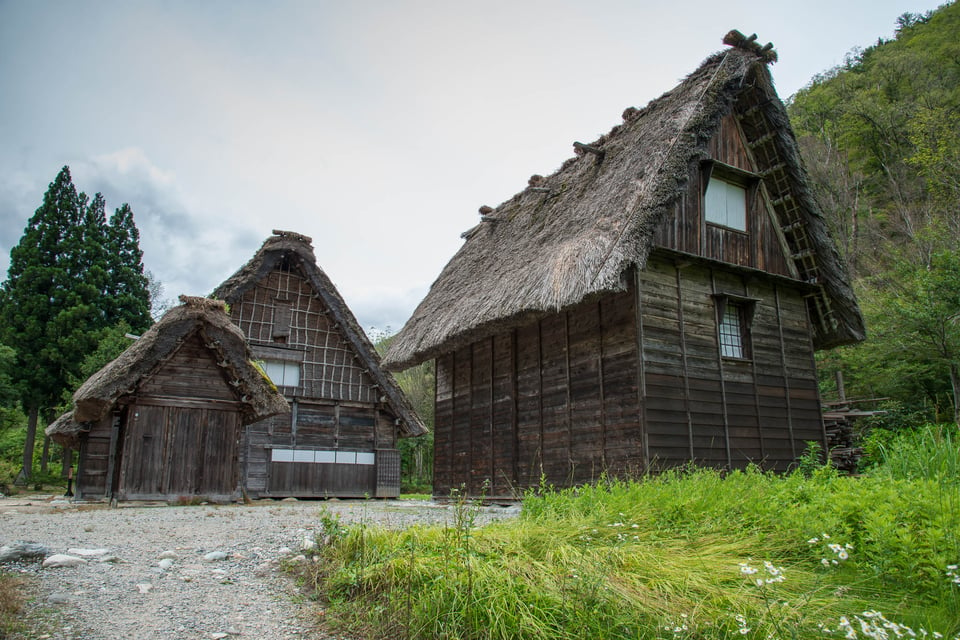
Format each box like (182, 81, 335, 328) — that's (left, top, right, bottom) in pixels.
(47, 296, 289, 448)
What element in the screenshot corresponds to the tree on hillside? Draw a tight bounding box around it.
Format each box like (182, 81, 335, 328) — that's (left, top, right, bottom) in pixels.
(0, 166, 153, 481)
(789, 3, 960, 416)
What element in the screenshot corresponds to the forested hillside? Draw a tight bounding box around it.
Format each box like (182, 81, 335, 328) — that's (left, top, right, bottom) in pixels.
(787, 2, 960, 420)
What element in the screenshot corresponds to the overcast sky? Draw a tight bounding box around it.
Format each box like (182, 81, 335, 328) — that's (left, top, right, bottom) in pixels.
(0, 0, 939, 336)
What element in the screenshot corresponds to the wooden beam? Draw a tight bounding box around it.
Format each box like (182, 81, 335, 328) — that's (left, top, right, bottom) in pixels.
(573, 141, 606, 164)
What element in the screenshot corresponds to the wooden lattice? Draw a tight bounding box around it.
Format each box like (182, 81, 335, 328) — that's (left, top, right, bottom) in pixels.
(231, 264, 378, 403)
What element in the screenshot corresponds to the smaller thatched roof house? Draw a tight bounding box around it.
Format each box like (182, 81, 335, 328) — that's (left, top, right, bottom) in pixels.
(211, 230, 426, 498)
(48, 296, 289, 501)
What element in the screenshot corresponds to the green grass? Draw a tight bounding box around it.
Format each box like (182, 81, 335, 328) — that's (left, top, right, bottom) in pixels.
(298, 426, 960, 639)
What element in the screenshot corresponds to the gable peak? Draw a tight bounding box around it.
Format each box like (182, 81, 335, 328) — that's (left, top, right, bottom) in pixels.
(722, 30, 778, 64)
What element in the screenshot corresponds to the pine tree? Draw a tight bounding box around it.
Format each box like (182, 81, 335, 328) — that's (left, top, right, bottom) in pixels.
(0, 167, 154, 481)
(106, 203, 152, 331)
(0, 167, 84, 481)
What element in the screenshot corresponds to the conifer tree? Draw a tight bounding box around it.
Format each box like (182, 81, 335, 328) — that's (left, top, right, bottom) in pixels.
(0, 167, 84, 481)
(0, 166, 153, 481)
(106, 203, 152, 331)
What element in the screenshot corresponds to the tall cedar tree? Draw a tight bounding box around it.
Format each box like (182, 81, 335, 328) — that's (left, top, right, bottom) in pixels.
(106, 203, 151, 331)
(0, 166, 152, 480)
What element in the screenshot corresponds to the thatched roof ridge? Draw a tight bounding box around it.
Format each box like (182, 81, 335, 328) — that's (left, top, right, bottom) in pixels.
(46, 295, 290, 447)
(383, 42, 864, 370)
(212, 231, 427, 437)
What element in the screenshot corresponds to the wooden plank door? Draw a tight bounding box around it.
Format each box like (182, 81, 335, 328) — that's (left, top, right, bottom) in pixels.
(118, 404, 241, 501)
(118, 404, 167, 499)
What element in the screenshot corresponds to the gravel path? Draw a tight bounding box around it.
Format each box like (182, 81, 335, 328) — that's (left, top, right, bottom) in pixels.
(0, 495, 520, 640)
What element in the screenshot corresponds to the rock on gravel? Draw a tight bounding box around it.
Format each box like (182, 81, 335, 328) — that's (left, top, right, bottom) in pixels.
(0, 497, 519, 639)
(0, 540, 50, 562)
(41, 554, 87, 568)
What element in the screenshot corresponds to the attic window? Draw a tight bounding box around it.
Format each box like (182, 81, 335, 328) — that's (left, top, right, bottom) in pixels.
(260, 360, 301, 388)
(705, 177, 747, 231)
(703, 162, 758, 232)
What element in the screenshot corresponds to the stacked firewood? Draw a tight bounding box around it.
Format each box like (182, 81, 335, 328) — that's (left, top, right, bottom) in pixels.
(824, 412, 863, 473)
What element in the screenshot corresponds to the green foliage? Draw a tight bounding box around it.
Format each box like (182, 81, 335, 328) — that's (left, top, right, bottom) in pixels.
(373, 331, 435, 492)
(793, 4, 960, 418)
(301, 463, 960, 639)
(0, 166, 154, 480)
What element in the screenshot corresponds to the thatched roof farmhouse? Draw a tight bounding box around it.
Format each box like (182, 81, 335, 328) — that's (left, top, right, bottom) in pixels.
(213, 230, 425, 498)
(47, 296, 289, 501)
(384, 33, 864, 497)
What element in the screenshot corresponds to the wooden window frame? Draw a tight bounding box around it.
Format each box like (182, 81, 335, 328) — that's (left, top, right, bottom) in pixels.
(711, 293, 759, 361)
(702, 161, 760, 233)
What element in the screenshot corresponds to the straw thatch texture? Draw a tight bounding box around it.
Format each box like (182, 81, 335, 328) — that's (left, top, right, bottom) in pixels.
(383, 45, 863, 370)
(213, 230, 427, 437)
(46, 296, 290, 447)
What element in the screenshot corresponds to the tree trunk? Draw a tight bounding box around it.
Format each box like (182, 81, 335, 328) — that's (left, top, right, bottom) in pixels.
(950, 362, 960, 424)
(40, 435, 51, 473)
(61, 447, 73, 478)
(16, 405, 39, 484)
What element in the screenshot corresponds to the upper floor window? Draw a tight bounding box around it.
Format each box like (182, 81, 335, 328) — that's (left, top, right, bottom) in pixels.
(705, 176, 747, 231)
(261, 359, 301, 388)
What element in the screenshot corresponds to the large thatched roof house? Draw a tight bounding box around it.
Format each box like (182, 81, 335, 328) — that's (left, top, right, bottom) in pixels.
(47, 296, 289, 502)
(383, 33, 864, 498)
(212, 230, 426, 498)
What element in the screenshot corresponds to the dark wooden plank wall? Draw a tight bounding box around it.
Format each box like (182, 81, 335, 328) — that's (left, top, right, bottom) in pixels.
(433, 256, 825, 496)
(433, 289, 641, 497)
(116, 403, 242, 501)
(249, 400, 390, 497)
(136, 333, 237, 401)
(638, 257, 824, 471)
(653, 114, 792, 278)
(76, 415, 114, 498)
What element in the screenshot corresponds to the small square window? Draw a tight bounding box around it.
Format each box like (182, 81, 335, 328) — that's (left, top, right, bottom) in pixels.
(705, 177, 747, 230)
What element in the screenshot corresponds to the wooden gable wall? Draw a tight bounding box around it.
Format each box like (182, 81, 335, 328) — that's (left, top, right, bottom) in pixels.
(228, 263, 381, 403)
(228, 261, 403, 498)
(652, 114, 793, 277)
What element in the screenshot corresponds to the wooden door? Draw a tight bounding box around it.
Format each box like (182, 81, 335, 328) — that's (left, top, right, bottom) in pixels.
(117, 403, 241, 501)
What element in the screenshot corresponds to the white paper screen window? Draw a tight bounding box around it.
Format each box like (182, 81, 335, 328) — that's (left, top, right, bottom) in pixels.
(705, 177, 746, 231)
(262, 360, 300, 387)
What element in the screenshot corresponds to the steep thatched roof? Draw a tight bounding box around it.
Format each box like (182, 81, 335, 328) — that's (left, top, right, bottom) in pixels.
(383, 35, 864, 371)
(46, 296, 290, 447)
(212, 230, 427, 437)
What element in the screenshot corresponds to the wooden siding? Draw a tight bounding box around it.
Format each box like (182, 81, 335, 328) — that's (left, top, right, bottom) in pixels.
(432, 257, 826, 497)
(116, 402, 242, 501)
(652, 114, 793, 277)
(433, 288, 641, 496)
(76, 415, 114, 499)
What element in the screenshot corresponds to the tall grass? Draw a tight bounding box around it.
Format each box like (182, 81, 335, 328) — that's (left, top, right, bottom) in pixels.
(300, 428, 960, 639)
